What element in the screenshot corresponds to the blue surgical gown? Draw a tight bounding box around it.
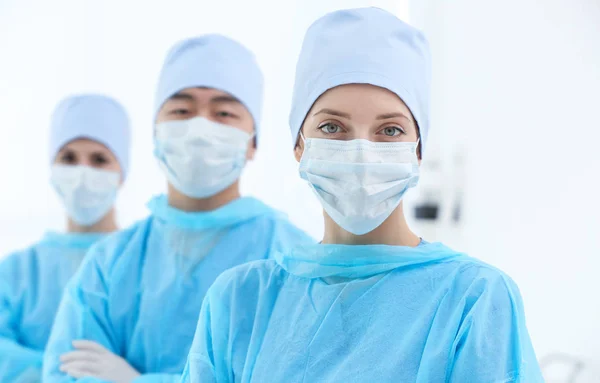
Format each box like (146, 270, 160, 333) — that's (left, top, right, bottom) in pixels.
(181, 242, 544, 383)
(0, 231, 106, 383)
(42, 195, 314, 383)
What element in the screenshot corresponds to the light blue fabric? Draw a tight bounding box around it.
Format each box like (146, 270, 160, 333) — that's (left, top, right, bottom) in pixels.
(289, 7, 432, 154)
(276, 241, 452, 279)
(0, 232, 106, 383)
(43, 195, 314, 383)
(154, 34, 264, 135)
(181, 242, 544, 382)
(49, 94, 131, 177)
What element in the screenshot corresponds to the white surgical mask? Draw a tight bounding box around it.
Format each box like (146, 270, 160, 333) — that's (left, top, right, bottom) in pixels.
(299, 136, 420, 235)
(154, 116, 252, 199)
(51, 165, 120, 226)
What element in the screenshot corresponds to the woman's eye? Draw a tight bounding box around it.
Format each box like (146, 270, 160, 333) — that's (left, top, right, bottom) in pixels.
(382, 126, 405, 137)
(91, 154, 108, 165)
(318, 123, 342, 134)
(60, 152, 77, 164)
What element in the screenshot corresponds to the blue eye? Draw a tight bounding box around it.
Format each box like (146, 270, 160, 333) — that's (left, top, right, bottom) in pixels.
(382, 126, 404, 137)
(318, 123, 342, 134)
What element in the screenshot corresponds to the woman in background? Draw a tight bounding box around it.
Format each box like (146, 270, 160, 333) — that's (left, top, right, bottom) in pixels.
(181, 7, 544, 382)
(0, 94, 130, 382)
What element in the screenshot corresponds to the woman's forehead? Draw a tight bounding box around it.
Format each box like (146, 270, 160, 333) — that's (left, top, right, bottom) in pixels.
(60, 139, 112, 154)
(311, 84, 414, 121)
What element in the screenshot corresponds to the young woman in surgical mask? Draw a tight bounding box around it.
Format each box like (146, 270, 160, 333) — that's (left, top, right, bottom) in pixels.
(0, 94, 130, 382)
(180, 7, 545, 383)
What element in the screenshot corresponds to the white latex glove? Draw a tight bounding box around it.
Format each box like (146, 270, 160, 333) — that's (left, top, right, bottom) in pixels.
(60, 340, 141, 383)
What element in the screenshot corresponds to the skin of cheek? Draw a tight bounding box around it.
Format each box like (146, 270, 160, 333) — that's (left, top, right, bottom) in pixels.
(293, 128, 306, 163)
(246, 140, 257, 161)
(101, 156, 121, 173)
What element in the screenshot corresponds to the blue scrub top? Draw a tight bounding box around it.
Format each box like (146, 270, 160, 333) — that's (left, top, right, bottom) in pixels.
(0, 231, 106, 382)
(42, 195, 314, 383)
(182, 242, 544, 382)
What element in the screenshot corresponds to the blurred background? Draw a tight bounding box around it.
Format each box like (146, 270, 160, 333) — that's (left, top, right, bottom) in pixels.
(1, 0, 599, 380)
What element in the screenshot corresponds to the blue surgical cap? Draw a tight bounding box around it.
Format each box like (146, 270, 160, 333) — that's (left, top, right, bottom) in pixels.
(289, 7, 432, 154)
(49, 94, 131, 177)
(154, 34, 264, 137)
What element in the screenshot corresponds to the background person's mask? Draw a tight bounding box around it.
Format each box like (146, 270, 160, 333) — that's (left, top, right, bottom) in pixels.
(51, 165, 120, 226)
(154, 117, 252, 199)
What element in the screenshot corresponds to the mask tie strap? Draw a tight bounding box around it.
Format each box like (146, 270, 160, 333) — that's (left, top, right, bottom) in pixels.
(299, 131, 306, 144)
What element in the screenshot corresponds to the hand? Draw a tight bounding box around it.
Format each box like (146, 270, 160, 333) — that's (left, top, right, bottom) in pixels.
(60, 340, 141, 383)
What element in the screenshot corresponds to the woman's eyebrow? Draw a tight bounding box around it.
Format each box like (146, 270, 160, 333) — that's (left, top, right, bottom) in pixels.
(313, 108, 351, 119)
(376, 112, 412, 121)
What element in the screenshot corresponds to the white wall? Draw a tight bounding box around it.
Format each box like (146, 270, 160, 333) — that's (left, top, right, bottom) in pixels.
(0, 0, 404, 250)
(410, 0, 600, 365)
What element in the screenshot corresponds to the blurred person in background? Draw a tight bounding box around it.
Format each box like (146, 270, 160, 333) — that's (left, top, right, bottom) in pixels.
(0, 94, 131, 382)
(43, 34, 314, 383)
(180, 8, 544, 383)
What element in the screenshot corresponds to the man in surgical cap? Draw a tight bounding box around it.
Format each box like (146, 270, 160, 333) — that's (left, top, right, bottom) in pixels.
(0, 94, 130, 382)
(42, 34, 314, 383)
(180, 8, 544, 383)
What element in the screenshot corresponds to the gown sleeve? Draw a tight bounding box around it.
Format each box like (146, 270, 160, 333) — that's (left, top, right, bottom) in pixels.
(180, 275, 232, 383)
(0, 252, 44, 383)
(42, 242, 118, 383)
(449, 274, 545, 383)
